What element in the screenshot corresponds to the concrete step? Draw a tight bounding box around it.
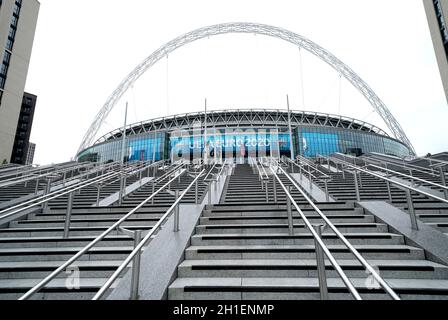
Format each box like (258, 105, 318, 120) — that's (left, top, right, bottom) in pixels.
(185, 245, 425, 260)
(11, 218, 158, 228)
(168, 277, 448, 300)
(0, 225, 153, 238)
(195, 223, 388, 235)
(191, 233, 404, 246)
(203, 208, 364, 217)
(0, 277, 115, 300)
(30, 212, 165, 220)
(0, 260, 124, 279)
(207, 203, 355, 211)
(0, 236, 135, 248)
(0, 246, 134, 262)
(200, 215, 375, 225)
(177, 259, 448, 279)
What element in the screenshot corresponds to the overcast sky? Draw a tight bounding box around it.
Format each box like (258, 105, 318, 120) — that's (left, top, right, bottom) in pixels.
(25, 0, 448, 165)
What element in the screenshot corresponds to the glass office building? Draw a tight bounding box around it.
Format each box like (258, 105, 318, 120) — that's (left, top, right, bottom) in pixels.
(76, 109, 412, 163)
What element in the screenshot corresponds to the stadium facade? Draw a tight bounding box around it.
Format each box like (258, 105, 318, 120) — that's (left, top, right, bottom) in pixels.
(76, 109, 412, 164)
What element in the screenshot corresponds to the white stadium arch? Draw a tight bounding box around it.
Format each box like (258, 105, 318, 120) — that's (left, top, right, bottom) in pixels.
(77, 22, 415, 155)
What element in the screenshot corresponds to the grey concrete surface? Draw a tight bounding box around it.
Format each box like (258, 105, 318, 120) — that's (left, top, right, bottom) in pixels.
(107, 172, 229, 300)
(291, 173, 336, 202)
(96, 177, 153, 207)
(359, 201, 448, 266)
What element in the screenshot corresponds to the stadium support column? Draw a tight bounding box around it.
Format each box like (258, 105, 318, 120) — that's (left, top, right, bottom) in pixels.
(204, 99, 208, 165)
(287, 95, 295, 160)
(120, 102, 128, 165)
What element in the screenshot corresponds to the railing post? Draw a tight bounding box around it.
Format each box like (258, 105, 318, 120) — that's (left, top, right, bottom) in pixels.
(151, 183, 155, 205)
(42, 179, 51, 211)
(286, 186, 294, 236)
(174, 190, 180, 232)
(291, 162, 295, 173)
(195, 179, 199, 204)
(386, 180, 393, 202)
(208, 181, 212, 205)
(358, 172, 363, 189)
(405, 189, 419, 230)
(324, 180, 329, 202)
(409, 169, 414, 186)
(34, 178, 39, 195)
(96, 184, 102, 207)
(118, 175, 124, 206)
(273, 178, 278, 203)
(313, 225, 329, 300)
(63, 192, 74, 239)
(130, 230, 142, 300)
(265, 180, 269, 203)
(353, 170, 361, 201)
(439, 167, 448, 200)
(308, 169, 312, 190)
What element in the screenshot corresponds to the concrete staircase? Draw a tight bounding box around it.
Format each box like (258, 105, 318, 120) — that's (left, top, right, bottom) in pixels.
(0, 163, 211, 299)
(168, 164, 448, 300)
(313, 157, 448, 236)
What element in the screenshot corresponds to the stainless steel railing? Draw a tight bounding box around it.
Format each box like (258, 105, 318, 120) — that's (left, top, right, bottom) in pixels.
(248, 157, 271, 202)
(0, 161, 162, 224)
(0, 167, 122, 223)
(296, 155, 332, 179)
(19, 166, 192, 300)
(321, 155, 448, 230)
(280, 156, 332, 202)
(365, 152, 440, 177)
(266, 158, 400, 300)
(364, 163, 448, 200)
(92, 168, 208, 300)
(0, 162, 94, 188)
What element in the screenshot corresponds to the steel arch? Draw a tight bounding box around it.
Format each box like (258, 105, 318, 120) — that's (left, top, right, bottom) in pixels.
(77, 22, 415, 155)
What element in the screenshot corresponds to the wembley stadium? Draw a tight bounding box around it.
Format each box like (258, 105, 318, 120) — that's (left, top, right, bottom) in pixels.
(3, 18, 448, 303)
(76, 109, 412, 164)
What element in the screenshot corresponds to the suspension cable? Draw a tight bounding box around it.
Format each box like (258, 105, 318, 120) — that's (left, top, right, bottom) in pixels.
(299, 47, 306, 109)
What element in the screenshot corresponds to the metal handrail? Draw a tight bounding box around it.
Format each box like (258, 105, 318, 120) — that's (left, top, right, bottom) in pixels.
(0, 170, 122, 222)
(409, 155, 448, 167)
(296, 155, 332, 179)
(203, 162, 219, 182)
(365, 153, 439, 177)
(0, 162, 96, 187)
(0, 161, 79, 181)
(0, 162, 130, 217)
(204, 161, 231, 183)
(363, 157, 440, 178)
(19, 167, 191, 300)
(98, 160, 164, 188)
(325, 155, 448, 204)
(269, 166, 360, 299)
(92, 169, 207, 300)
(322, 154, 448, 230)
(0, 161, 160, 221)
(365, 163, 448, 191)
(152, 162, 186, 185)
(282, 156, 331, 181)
(249, 157, 269, 181)
(269, 160, 400, 300)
